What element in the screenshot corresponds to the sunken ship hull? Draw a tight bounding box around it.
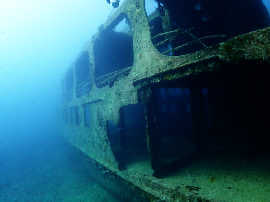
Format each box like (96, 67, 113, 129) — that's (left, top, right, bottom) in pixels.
(62, 0, 270, 201)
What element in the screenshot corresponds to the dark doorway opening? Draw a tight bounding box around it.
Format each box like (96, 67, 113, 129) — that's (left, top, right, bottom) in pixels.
(107, 104, 149, 170)
(148, 88, 197, 177)
(147, 63, 270, 178)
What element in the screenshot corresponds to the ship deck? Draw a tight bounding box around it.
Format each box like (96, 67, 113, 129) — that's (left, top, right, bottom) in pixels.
(116, 154, 270, 201)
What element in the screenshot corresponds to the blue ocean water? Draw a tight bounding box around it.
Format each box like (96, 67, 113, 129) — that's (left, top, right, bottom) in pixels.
(1, 0, 270, 202)
(0, 135, 121, 202)
(0, 1, 121, 201)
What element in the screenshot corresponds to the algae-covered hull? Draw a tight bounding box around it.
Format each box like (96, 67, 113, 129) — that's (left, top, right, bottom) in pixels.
(62, 0, 270, 201)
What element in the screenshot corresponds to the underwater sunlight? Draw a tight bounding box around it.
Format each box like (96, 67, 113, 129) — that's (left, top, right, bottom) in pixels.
(0, 1, 122, 202)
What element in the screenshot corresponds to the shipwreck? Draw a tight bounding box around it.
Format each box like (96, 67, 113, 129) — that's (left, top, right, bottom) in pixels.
(62, 0, 270, 201)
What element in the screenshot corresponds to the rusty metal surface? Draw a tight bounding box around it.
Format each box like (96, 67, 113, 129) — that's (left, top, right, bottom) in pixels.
(62, 0, 270, 201)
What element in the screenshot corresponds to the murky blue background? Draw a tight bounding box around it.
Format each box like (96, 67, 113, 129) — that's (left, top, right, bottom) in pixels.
(0, 1, 121, 201)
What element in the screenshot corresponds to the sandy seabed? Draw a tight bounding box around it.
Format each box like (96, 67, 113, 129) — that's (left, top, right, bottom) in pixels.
(0, 136, 120, 202)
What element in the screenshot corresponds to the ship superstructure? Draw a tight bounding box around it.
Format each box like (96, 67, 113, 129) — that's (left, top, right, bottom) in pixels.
(62, 0, 270, 201)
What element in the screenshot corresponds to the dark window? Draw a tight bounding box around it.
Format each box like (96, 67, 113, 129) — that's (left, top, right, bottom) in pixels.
(83, 103, 91, 127)
(75, 51, 92, 97)
(69, 107, 80, 125)
(146, 0, 270, 56)
(94, 15, 133, 83)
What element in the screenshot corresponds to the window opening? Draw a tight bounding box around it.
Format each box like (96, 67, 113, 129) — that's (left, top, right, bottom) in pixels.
(75, 51, 92, 97)
(113, 17, 131, 34)
(94, 15, 133, 85)
(145, 0, 159, 16)
(83, 103, 92, 127)
(146, 0, 270, 56)
(262, 0, 270, 15)
(68, 107, 80, 125)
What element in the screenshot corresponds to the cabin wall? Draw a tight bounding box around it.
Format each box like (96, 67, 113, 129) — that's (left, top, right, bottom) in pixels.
(61, 0, 270, 178)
